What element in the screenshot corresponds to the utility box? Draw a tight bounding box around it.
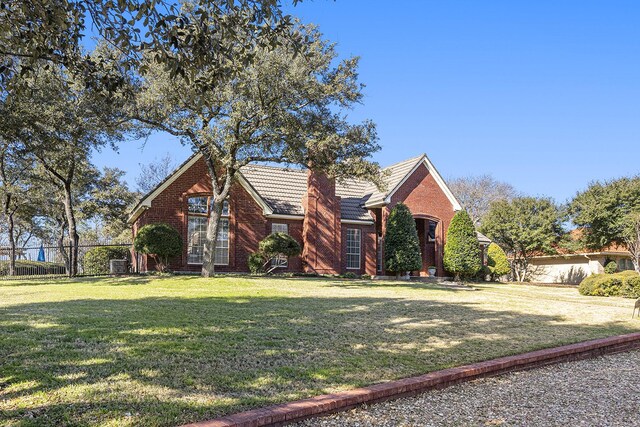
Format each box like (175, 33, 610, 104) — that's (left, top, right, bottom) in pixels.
(109, 259, 128, 275)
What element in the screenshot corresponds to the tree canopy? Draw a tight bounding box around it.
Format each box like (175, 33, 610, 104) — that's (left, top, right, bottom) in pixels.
(448, 174, 518, 227)
(569, 176, 640, 272)
(134, 20, 381, 276)
(481, 197, 563, 282)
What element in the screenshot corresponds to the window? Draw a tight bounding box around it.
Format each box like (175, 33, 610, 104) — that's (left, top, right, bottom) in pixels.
(271, 223, 289, 268)
(346, 228, 361, 270)
(187, 197, 230, 265)
(427, 221, 437, 242)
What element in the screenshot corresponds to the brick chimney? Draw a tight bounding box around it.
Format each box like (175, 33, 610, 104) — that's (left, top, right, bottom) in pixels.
(302, 170, 342, 274)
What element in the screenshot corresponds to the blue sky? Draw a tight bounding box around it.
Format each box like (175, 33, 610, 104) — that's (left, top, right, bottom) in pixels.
(92, 0, 640, 203)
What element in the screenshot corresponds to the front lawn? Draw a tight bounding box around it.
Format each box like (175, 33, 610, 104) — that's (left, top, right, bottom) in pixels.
(1, 276, 638, 426)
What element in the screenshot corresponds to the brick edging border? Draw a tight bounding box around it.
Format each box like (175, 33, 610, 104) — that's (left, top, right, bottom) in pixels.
(181, 332, 640, 427)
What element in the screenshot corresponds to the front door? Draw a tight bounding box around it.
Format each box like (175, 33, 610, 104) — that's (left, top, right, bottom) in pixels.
(425, 220, 437, 275)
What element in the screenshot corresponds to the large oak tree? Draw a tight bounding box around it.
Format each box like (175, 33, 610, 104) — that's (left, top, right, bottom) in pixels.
(134, 21, 382, 276)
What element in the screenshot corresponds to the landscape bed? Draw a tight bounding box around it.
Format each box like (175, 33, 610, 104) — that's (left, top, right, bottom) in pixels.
(1, 276, 638, 426)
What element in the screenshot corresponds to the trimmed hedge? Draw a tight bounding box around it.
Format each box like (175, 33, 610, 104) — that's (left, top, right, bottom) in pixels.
(0, 260, 66, 276)
(578, 270, 640, 298)
(82, 246, 131, 275)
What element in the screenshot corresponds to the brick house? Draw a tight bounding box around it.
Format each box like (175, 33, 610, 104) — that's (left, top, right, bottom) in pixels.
(128, 153, 468, 276)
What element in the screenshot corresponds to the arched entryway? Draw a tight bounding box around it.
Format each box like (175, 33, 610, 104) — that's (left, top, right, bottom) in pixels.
(413, 215, 442, 277)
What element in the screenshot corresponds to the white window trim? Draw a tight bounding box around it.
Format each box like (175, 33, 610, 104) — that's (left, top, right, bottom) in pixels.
(271, 223, 289, 268)
(346, 228, 361, 270)
(187, 197, 230, 266)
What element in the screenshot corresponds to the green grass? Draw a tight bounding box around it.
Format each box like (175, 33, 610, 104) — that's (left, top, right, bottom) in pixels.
(1, 276, 638, 426)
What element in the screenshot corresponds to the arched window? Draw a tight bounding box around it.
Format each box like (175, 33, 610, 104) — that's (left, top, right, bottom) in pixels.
(187, 197, 229, 265)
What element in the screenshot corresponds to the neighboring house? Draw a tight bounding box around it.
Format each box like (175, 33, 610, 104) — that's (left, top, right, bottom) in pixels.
(528, 251, 635, 284)
(128, 153, 468, 276)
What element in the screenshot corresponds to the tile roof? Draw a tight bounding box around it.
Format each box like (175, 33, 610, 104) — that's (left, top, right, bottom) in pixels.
(239, 156, 429, 222)
(239, 164, 375, 221)
(129, 152, 460, 225)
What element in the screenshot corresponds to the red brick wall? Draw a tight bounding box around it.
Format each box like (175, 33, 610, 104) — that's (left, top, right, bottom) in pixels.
(385, 162, 456, 277)
(133, 157, 281, 273)
(302, 170, 342, 275)
(340, 223, 377, 276)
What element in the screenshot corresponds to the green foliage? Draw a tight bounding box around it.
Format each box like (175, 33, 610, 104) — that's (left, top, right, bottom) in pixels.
(569, 176, 640, 250)
(342, 272, 359, 279)
(82, 246, 131, 275)
(136, 22, 382, 276)
(443, 210, 482, 280)
(486, 243, 510, 280)
(579, 271, 640, 298)
(604, 261, 618, 274)
(258, 233, 302, 258)
(481, 197, 563, 282)
(134, 223, 182, 272)
(0, 260, 66, 276)
(248, 252, 266, 275)
(384, 203, 422, 275)
(247, 233, 302, 274)
(621, 276, 640, 298)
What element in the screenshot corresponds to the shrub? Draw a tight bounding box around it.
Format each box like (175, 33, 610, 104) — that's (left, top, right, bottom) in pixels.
(443, 210, 482, 281)
(248, 252, 266, 274)
(0, 260, 66, 276)
(604, 261, 618, 274)
(342, 272, 358, 279)
(134, 223, 183, 272)
(486, 243, 510, 281)
(579, 271, 640, 298)
(259, 233, 301, 259)
(82, 246, 131, 275)
(621, 276, 640, 298)
(384, 203, 422, 277)
(247, 233, 301, 273)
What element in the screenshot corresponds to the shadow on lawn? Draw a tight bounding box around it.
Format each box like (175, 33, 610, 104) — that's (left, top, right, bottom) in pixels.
(0, 293, 636, 426)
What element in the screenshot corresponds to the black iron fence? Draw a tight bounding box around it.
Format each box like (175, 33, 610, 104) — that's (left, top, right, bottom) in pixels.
(0, 241, 134, 280)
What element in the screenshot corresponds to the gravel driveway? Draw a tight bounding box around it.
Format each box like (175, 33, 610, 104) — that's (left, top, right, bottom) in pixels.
(295, 350, 640, 427)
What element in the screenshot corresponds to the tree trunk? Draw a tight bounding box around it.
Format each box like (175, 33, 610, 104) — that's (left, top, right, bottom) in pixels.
(57, 221, 70, 275)
(7, 211, 16, 277)
(202, 201, 223, 278)
(62, 183, 79, 277)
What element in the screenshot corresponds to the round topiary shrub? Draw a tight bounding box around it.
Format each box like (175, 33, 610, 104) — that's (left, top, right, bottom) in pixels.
(604, 261, 618, 274)
(247, 233, 302, 274)
(134, 223, 183, 272)
(82, 246, 131, 275)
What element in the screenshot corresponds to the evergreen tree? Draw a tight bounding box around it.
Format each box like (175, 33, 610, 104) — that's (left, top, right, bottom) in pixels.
(486, 242, 510, 281)
(384, 203, 422, 277)
(444, 210, 482, 281)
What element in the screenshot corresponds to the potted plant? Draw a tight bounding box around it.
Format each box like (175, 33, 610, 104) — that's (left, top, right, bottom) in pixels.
(428, 266, 437, 276)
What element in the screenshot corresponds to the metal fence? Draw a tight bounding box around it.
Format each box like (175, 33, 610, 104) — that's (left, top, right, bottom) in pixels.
(0, 241, 133, 280)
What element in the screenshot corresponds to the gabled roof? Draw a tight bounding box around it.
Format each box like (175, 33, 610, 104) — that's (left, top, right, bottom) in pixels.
(128, 152, 462, 224)
(363, 154, 462, 210)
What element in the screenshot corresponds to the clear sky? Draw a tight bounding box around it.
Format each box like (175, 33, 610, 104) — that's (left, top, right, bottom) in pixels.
(92, 0, 640, 203)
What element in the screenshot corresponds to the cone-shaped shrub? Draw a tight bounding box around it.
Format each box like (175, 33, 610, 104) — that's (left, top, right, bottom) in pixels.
(486, 242, 510, 280)
(443, 210, 482, 280)
(384, 203, 422, 276)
